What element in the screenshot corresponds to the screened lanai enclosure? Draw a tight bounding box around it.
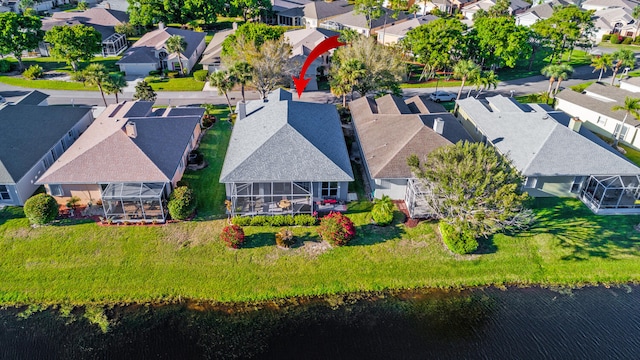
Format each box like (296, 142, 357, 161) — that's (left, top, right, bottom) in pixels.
(405, 178, 433, 219)
(227, 182, 314, 217)
(580, 175, 640, 214)
(102, 33, 128, 56)
(101, 183, 168, 222)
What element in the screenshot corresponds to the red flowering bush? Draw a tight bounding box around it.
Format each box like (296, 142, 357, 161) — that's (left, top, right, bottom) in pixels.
(317, 212, 356, 246)
(220, 224, 245, 249)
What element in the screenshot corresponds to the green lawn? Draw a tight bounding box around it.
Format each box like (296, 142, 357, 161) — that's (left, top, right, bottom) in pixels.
(400, 79, 463, 89)
(497, 50, 591, 81)
(597, 42, 640, 52)
(144, 75, 205, 91)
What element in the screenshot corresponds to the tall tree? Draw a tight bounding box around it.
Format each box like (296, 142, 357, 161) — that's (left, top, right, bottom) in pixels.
(553, 64, 573, 94)
(230, 61, 253, 103)
(165, 35, 187, 75)
(0, 13, 43, 71)
(487, 0, 510, 17)
(133, 80, 157, 101)
(127, 0, 164, 27)
(541, 64, 565, 96)
(250, 37, 294, 99)
(221, 23, 285, 60)
(590, 53, 613, 82)
(611, 49, 635, 86)
(453, 59, 480, 101)
(475, 70, 499, 98)
(18, 0, 33, 12)
(209, 70, 235, 114)
(611, 97, 640, 147)
(472, 16, 532, 69)
(104, 74, 127, 103)
(330, 58, 367, 106)
(353, 0, 385, 29)
(44, 24, 101, 71)
(408, 142, 532, 241)
(82, 63, 110, 107)
(531, 5, 594, 63)
(230, 0, 271, 22)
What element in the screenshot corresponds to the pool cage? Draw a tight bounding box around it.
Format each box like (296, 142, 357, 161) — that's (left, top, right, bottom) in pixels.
(227, 181, 314, 217)
(405, 178, 434, 219)
(102, 33, 128, 57)
(580, 175, 640, 214)
(101, 182, 167, 222)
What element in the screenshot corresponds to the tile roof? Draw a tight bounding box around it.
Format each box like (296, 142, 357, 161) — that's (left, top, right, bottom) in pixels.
(37, 102, 203, 184)
(457, 95, 640, 177)
(350, 95, 472, 179)
(0, 104, 92, 183)
(220, 89, 353, 183)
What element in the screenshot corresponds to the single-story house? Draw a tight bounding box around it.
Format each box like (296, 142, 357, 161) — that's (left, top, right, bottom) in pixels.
(285, 27, 339, 91)
(0, 91, 93, 206)
(199, 27, 236, 73)
(40, 7, 129, 56)
(462, 0, 531, 20)
(581, 0, 640, 12)
(37, 101, 204, 223)
(592, 6, 638, 42)
(277, 0, 353, 28)
(320, 7, 410, 37)
(457, 95, 640, 214)
(220, 89, 354, 217)
(350, 94, 472, 218)
(376, 15, 438, 45)
(117, 24, 206, 76)
(515, 0, 577, 27)
(556, 82, 640, 149)
(620, 76, 640, 93)
(264, 0, 314, 25)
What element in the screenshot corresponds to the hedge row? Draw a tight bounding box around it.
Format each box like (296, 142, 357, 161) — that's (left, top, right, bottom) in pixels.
(231, 214, 317, 227)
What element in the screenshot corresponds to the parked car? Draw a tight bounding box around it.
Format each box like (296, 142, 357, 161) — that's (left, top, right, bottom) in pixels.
(429, 91, 456, 102)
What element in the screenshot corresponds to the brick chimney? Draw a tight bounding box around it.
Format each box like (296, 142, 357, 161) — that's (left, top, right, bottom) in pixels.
(158, 22, 165, 30)
(433, 117, 444, 135)
(125, 121, 137, 138)
(568, 117, 582, 132)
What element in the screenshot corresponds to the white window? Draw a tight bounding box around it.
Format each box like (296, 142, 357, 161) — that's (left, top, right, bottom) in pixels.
(321, 182, 339, 197)
(0, 185, 11, 200)
(49, 184, 63, 196)
(614, 123, 629, 140)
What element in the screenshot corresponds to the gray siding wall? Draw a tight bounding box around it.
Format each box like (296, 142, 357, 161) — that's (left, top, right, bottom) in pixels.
(0, 184, 20, 206)
(373, 178, 407, 200)
(523, 176, 577, 198)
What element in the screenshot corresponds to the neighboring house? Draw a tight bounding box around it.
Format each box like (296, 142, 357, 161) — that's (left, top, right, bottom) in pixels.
(414, 0, 454, 15)
(462, 0, 531, 19)
(199, 27, 236, 73)
(0, 91, 93, 206)
(555, 82, 640, 149)
(620, 76, 640, 92)
(277, 0, 353, 28)
(264, 0, 313, 24)
(515, 0, 576, 26)
(37, 101, 204, 223)
(40, 7, 129, 56)
(377, 14, 438, 45)
(117, 25, 206, 76)
(220, 89, 354, 217)
(592, 6, 638, 42)
(457, 95, 640, 214)
(350, 94, 472, 218)
(285, 27, 339, 91)
(582, 0, 640, 12)
(320, 7, 410, 37)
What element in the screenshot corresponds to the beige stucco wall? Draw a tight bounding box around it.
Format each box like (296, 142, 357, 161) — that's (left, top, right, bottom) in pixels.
(47, 184, 102, 206)
(523, 176, 576, 198)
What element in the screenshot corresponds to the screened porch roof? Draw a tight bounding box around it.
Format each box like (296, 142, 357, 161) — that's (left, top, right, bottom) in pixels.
(101, 182, 165, 199)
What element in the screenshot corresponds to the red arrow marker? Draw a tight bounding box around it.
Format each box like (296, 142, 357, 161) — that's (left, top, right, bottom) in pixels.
(292, 35, 346, 98)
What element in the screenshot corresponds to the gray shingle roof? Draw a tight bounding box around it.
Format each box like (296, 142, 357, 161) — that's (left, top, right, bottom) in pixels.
(37, 101, 202, 184)
(0, 104, 92, 183)
(327, 7, 410, 30)
(43, 8, 129, 40)
(118, 27, 205, 65)
(556, 83, 640, 127)
(457, 95, 640, 177)
(220, 90, 353, 183)
(17, 90, 49, 106)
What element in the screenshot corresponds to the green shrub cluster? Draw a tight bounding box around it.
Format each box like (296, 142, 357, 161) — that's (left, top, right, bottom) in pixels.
(317, 211, 356, 246)
(623, 37, 633, 45)
(275, 228, 295, 247)
(165, 70, 180, 78)
(602, 34, 611, 41)
(231, 214, 317, 226)
(148, 70, 162, 76)
(193, 69, 209, 82)
(439, 221, 478, 255)
(0, 59, 10, 73)
(371, 195, 394, 226)
(220, 224, 245, 249)
(167, 186, 197, 220)
(611, 35, 622, 44)
(22, 65, 43, 80)
(24, 193, 59, 225)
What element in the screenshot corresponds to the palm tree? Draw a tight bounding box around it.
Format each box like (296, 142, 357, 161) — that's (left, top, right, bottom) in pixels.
(553, 64, 573, 95)
(611, 97, 640, 147)
(332, 59, 367, 105)
(541, 64, 564, 96)
(103, 74, 126, 103)
(453, 60, 480, 101)
(230, 62, 253, 103)
(633, 5, 640, 41)
(209, 70, 235, 114)
(591, 54, 613, 82)
(611, 49, 635, 86)
(475, 70, 499, 99)
(82, 63, 109, 106)
(165, 35, 187, 75)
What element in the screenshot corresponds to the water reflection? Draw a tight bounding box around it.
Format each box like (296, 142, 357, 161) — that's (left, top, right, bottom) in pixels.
(1, 286, 639, 359)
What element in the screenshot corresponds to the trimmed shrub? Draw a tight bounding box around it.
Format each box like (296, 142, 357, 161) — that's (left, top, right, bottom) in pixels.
(24, 193, 59, 225)
(165, 70, 180, 78)
(634, 36, 640, 45)
(22, 65, 43, 80)
(167, 186, 197, 220)
(317, 211, 356, 246)
(601, 34, 611, 42)
(439, 221, 478, 255)
(268, 215, 294, 227)
(193, 69, 209, 82)
(231, 215, 252, 226)
(0, 59, 10, 73)
(371, 195, 394, 226)
(148, 70, 162, 76)
(220, 224, 245, 249)
(294, 214, 317, 226)
(623, 37, 633, 45)
(275, 228, 295, 247)
(250, 215, 268, 226)
(611, 35, 622, 44)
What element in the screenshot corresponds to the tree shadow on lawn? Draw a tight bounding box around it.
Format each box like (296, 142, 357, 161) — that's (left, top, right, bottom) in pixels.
(349, 221, 406, 247)
(0, 206, 25, 227)
(522, 198, 640, 261)
(243, 230, 319, 249)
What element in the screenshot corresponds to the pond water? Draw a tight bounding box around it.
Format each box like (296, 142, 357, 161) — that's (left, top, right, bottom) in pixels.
(1, 285, 639, 359)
